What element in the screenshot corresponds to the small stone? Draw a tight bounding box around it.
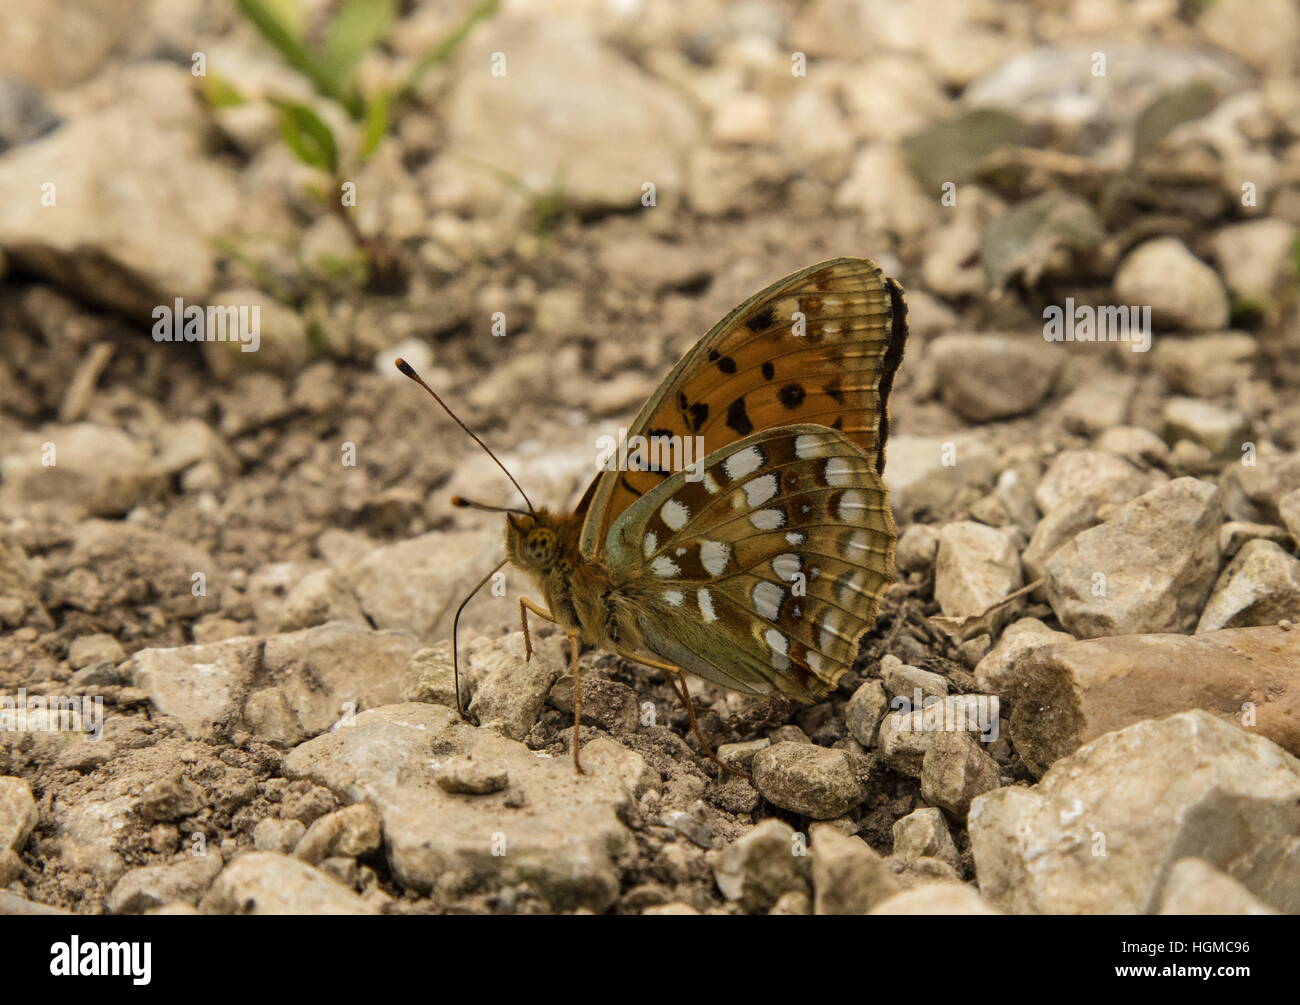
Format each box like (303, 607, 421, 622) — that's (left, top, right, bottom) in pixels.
(844, 681, 889, 747)
(717, 738, 771, 771)
(750, 742, 869, 819)
(1219, 521, 1293, 559)
(241, 687, 306, 749)
(284, 703, 633, 911)
(921, 732, 1002, 819)
(1113, 237, 1228, 331)
(712, 818, 809, 912)
(1009, 624, 1300, 773)
(276, 568, 366, 633)
(1210, 218, 1297, 300)
(877, 697, 993, 777)
(767, 890, 811, 915)
(811, 824, 901, 914)
(869, 882, 998, 915)
(108, 852, 224, 915)
(880, 656, 949, 701)
(1095, 425, 1170, 467)
(253, 818, 306, 854)
(1279, 488, 1300, 548)
(970, 711, 1300, 914)
(928, 334, 1058, 422)
(1058, 375, 1136, 436)
(0, 776, 38, 851)
(934, 522, 1023, 620)
(1163, 397, 1249, 457)
(139, 773, 208, 823)
(891, 807, 960, 869)
(1157, 858, 1279, 915)
(67, 633, 125, 670)
(200, 852, 380, 915)
(642, 902, 701, 916)
(402, 642, 461, 708)
(1196, 539, 1300, 632)
(1220, 452, 1300, 525)
(548, 674, 639, 733)
(293, 803, 382, 864)
(1045, 477, 1222, 638)
(883, 434, 1000, 520)
(896, 523, 941, 573)
(974, 618, 1073, 698)
(132, 637, 259, 739)
(1150, 333, 1256, 398)
(0, 423, 165, 519)
(434, 757, 509, 796)
(468, 632, 567, 741)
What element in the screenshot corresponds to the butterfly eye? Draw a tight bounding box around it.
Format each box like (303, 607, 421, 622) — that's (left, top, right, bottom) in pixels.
(524, 530, 557, 566)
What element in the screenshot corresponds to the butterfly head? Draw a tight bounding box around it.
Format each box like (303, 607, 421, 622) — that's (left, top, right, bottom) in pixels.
(504, 510, 561, 571)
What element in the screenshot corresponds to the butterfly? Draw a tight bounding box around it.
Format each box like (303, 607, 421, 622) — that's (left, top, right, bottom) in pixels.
(397, 257, 908, 773)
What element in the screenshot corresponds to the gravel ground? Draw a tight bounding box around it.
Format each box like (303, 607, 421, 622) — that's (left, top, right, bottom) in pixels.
(0, 0, 1298, 915)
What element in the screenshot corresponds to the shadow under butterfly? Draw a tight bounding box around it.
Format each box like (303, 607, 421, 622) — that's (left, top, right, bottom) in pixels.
(398, 257, 908, 775)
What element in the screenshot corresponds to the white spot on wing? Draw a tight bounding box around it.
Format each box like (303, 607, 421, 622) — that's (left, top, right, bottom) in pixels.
(702, 471, 720, 495)
(764, 628, 788, 654)
(698, 589, 717, 622)
(652, 555, 680, 578)
(744, 473, 778, 507)
(824, 456, 855, 487)
(837, 490, 867, 524)
(772, 553, 800, 581)
(643, 531, 657, 558)
(663, 590, 683, 607)
(786, 531, 805, 545)
(723, 446, 763, 481)
(750, 508, 785, 530)
(700, 540, 731, 576)
(818, 610, 842, 652)
(795, 434, 823, 459)
(838, 571, 866, 604)
(752, 581, 783, 620)
(660, 499, 689, 530)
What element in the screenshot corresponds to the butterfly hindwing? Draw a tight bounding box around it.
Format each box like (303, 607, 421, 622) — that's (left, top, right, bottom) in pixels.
(605, 424, 896, 702)
(579, 257, 908, 558)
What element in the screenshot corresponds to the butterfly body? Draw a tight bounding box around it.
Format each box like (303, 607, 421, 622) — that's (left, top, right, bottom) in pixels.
(494, 258, 909, 710)
(505, 508, 648, 655)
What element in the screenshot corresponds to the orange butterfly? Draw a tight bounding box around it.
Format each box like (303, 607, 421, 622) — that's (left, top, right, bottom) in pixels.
(399, 257, 907, 773)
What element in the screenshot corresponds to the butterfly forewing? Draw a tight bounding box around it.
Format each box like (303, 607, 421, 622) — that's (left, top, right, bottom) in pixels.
(579, 258, 907, 558)
(606, 424, 896, 702)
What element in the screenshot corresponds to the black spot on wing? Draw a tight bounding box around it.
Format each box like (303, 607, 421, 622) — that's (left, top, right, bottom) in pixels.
(778, 383, 806, 410)
(761, 360, 775, 381)
(726, 397, 753, 436)
(708, 349, 737, 374)
(746, 307, 777, 333)
(688, 402, 709, 431)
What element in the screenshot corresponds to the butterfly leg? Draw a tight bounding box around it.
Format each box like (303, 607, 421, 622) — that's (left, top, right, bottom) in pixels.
(567, 630, 585, 774)
(519, 597, 556, 662)
(613, 648, 744, 779)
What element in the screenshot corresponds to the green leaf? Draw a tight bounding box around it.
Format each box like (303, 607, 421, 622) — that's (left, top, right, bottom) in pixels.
(401, 0, 500, 99)
(1132, 82, 1218, 164)
(981, 191, 1104, 291)
(324, 0, 396, 99)
(360, 88, 391, 160)
(236, 0, 349, 110)
(273, 100, 339, 174)
(201, 70, 246, 108)
(901, 109, 1032, 194)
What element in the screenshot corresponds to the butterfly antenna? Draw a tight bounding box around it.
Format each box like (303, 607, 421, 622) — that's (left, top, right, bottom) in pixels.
(394, 357, 536, 515)
(451, 558, 508, 718)
(450, 496, 531, 517)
